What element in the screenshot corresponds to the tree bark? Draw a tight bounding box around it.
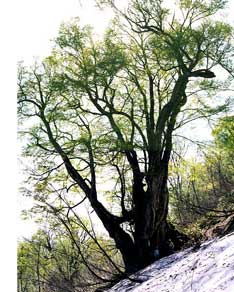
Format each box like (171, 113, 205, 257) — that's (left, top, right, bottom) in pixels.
(133, 169, 171, 269)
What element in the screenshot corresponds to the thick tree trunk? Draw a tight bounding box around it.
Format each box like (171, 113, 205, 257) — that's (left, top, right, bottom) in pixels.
(133, 174, 170, 270)
(109, 224, 139, 273)
(131, 155, 189, 271)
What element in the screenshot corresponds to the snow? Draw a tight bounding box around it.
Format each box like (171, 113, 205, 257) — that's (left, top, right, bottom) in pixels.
(108, 232, 234, 292)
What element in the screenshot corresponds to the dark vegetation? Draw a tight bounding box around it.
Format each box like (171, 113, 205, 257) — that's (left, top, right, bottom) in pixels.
(17, 0, 234, 291)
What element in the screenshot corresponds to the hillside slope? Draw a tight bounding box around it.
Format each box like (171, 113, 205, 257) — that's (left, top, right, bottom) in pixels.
(108, 232, 234, 292)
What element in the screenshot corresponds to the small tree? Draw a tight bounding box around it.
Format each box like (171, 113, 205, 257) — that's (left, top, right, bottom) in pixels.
(18, 0, 233, 272)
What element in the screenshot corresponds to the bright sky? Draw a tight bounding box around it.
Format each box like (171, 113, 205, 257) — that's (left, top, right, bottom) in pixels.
(16, 0, 114, 64)
(16, 0, 234, 65)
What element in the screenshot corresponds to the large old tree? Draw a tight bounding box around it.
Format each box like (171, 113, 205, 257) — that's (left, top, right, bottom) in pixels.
(18, 0, 233, 273)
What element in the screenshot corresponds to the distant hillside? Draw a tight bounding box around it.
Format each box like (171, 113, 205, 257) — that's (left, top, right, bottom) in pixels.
(108, 232, 234, 292)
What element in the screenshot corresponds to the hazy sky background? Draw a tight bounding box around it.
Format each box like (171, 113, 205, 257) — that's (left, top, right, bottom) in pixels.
(17, 0, 114, 64)
(16, 0, 234, 64)
(16, 0, 234, 238)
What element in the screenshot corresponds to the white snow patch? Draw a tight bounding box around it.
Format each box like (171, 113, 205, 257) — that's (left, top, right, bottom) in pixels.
(108, 232, 234, 292)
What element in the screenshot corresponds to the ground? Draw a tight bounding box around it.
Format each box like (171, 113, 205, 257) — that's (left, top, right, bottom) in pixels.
(108, 232, 234, 292)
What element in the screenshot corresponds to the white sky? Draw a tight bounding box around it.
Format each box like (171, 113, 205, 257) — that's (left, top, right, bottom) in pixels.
(16, 0, 233, 64)
(16, 0, 114, 64)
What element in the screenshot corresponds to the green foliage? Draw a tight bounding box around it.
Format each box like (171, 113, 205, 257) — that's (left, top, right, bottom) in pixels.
(55, 19, 127, 89)
(170, 116, 234, 239)
(213, 115, 234, 151)
(18, 225, 121, 292)
(179, 0, 228, 12)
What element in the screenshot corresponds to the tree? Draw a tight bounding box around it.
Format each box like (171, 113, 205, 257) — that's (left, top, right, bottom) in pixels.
(18, 231, 52, 292)
(169, 115, 234, 239)
(213, 115, 234, 152)
(18, 224, 120, 292)
(18, 0, 234, 273)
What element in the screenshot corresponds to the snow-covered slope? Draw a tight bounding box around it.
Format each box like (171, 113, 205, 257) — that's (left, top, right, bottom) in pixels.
(108, 232, 234, 292)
